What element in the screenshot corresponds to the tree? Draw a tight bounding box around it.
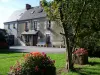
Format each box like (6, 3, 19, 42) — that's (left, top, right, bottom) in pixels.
(41, 0, 100, 71)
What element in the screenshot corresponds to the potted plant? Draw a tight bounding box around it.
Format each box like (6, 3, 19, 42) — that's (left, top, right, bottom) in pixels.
(73, 48, 88, 65)
(8, 52, 56, 75)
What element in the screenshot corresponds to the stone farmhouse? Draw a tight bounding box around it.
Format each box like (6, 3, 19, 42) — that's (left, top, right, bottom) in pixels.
(4, 1, 65, 47)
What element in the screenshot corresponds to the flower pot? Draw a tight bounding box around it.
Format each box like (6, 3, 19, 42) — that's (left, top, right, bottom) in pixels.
(73, 54, 88, 65)
(79, 54, 88, 65)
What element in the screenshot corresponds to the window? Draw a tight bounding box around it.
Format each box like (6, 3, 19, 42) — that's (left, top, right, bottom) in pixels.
(8, 24, 10, 29)
(25, 22, 29, 31)
(38, 9, 43, 13)
(32, 21, 37, 30)
(13, 23, 15, 28)
(31, 11, 35, 14)
(47, 20, 51, 30)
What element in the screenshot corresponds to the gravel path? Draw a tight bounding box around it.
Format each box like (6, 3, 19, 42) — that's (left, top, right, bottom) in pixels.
(9, 46, 66, 53)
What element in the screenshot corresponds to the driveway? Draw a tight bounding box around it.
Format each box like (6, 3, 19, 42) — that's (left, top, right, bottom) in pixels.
(9, 46, 66, 53)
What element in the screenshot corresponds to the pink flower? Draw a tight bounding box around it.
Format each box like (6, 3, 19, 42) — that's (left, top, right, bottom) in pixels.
(35, 66, 39, 72)
(17, 67, 21, 71)
(42, 52, 46, 57)
(73, 48, 88, 56)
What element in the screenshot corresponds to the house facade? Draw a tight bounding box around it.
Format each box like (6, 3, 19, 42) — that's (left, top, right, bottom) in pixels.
(4, 2, 65, 47)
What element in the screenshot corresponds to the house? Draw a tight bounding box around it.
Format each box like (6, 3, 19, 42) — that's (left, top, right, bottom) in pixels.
(4, 1, 65, 47)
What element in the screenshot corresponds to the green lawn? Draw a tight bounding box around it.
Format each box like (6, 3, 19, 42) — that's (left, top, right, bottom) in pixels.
(0, 52, 100, 75)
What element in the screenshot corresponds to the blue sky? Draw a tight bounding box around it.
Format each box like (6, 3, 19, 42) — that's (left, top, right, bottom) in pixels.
(0, 0, 43, 28)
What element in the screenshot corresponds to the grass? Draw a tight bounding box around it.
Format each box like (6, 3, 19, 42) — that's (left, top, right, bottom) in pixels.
(0, 52, 24, 75)
(57, 57, 100, 75)
(0, 51, 100, 75)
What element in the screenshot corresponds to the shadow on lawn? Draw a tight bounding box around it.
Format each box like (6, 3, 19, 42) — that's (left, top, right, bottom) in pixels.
(0, 49, 27, 54)
(74, 61, 100, 75)
(89, 62, 100, 66)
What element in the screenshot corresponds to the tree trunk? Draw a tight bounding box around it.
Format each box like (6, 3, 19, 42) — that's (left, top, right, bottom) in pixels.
(62, 23, 73, 71)
(59, 4, 73, 71)
(65, 31, 73, 71)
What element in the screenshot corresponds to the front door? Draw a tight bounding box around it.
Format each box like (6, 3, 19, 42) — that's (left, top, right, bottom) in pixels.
(33, 35, 38, 46)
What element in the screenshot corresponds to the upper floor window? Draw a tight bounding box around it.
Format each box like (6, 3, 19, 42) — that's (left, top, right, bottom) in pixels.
(31, 11, 35, 14)
(13, 23, 15, 28)
(8, 24, 10, 29)
(32, 21, 37, 30)
(25, 22, 29, 32)
(47, 20, 51, 30)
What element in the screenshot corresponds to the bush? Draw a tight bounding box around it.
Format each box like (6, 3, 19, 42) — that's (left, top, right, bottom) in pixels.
(76, 31, 100, 57)
(88, 46, 100, 57)
(9, 52, 56, 75)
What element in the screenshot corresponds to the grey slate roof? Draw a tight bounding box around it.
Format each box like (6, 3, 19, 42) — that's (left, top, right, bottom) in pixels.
(5, 9, 26, 23)
(19, 6, 47, 21)
(4, 6, 47, 23)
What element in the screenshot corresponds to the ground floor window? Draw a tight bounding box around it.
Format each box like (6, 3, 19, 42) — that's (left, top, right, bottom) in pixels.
(46, 34, 51, 44)
(24, 35, 30, 46)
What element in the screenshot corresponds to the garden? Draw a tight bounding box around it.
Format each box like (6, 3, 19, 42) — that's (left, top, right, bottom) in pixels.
(0, 51, 100, 75)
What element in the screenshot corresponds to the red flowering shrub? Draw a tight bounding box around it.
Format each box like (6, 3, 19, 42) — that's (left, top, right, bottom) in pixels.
(73, 48, 88, 56)
(9, 52, 56, 75)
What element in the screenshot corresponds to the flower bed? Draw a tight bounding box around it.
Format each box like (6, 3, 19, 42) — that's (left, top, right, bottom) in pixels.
(8, 52, 56, 75)
(73, 48, 88, 65)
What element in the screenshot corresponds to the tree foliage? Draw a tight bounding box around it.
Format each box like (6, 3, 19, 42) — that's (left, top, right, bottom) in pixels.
(41, 0, 100, 71)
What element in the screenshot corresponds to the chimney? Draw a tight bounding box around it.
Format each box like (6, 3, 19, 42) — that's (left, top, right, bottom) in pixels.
(26, 4, 31, 10)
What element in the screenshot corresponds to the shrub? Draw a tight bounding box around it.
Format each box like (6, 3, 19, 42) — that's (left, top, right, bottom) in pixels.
(9, 52, 56, 75)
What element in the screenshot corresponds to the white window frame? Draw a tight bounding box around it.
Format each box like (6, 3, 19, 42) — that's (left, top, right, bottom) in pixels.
(33, 20, 37, 30)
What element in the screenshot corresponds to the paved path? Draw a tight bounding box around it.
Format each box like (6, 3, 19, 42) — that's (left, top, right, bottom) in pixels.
(9, 46, 66, 53)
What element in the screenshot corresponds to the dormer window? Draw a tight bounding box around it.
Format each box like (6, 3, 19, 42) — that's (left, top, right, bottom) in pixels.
(47, 20, 51, 30)
(31, 11, 35, 14)
(38, 8, 43, 13)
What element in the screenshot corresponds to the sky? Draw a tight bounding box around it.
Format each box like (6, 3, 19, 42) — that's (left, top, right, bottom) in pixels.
(0, 0, 43, 29)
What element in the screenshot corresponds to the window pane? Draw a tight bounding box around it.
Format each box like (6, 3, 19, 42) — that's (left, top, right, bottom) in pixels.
(13, 23, 15, 28)
(8, 24, 10, 29)
(33, 21, 37, 30)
